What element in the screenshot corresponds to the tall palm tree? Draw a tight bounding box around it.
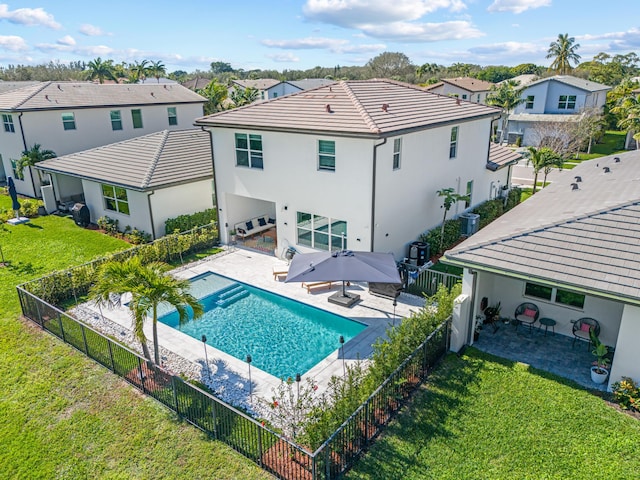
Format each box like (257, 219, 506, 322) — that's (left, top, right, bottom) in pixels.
(486, 80, 524, 144)
(148, 60, 166, 83)
(526, 146, 564, 194)
(197, 79, 229, 114)
(86, 57, 117, 84)
(436, 188, 469, 253)
(416, 62, 440, 80)
(546, 33, 581, 75)
(90, 257, 204, 365)
(15, 144, 57, 181)
(130, 60, 150, 83)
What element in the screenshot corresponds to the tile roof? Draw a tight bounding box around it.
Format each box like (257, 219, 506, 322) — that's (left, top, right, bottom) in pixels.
(0, 81, 206, 111)
(196, 79, 501, 137)
(0, 81, 41, 94)
(36, 129, 212, 190)
(443, 150, 640, 303)
(286, 79, 337, 90)
(440, 77, 495, 92)
(181, 78, 213, 91)
(486, 143, 523, 171)
(525, 75, 611, 92)
(231, 79, 281, 90)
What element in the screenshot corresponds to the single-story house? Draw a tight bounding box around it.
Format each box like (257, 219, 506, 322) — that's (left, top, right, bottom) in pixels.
(424, 77, 494, 104)
(442, 150, 640, 389)
(36, 129, 214, 239)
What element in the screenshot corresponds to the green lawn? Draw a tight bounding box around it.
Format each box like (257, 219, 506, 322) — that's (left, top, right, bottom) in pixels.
(347, 348, 640, 480)
(0, 195, 269, 479)
(575, 130, 627, 162)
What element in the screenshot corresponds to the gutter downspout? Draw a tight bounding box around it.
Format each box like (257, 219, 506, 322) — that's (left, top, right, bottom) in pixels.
(202, 126, 221, 242)
(468, 269, 478, 345)
(370, 138, 387, 251)
(147, 190, 156, 239)
(17, 112, 38, 198)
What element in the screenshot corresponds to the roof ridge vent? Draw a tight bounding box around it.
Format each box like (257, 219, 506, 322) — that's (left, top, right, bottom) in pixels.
(603, 166, 610, 173)
(614, 156, 621, 163)
(574, 175, 582, 182)
(571, 183, 579, 190)
(381, 103, 389, 112)
(341, 81, 382, 134)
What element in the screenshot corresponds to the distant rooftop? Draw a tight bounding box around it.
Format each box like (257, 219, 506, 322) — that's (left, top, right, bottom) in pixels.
(0, 81, 41, 94)
(425, 77, 494, 93)
(231, 79, 281, 90)
(443, 150, 640, 303)
(196, 79, 501, 138)
(486, 143, 523, 171)
(525, 75, 611, 92)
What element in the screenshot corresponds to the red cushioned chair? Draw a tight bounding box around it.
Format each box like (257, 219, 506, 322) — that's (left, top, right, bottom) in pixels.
(514, 302, 540, 333)
(572, 317, 600, 348)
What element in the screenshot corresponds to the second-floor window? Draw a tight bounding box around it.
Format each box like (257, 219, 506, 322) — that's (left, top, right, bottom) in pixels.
(318, 140, 335, 171)
(558, 95, 576, 109)
(132, 109, 143, 128)
(235, 133, 263, 169)
(167, 107, 178, 126)
(393, 138, 402, 170)
(110, 110, 123, 130)
(62, 112, 76, 130)
(2, 114, 15, 133)
(449, 126, 459, 159)
(102, 184, 130, 215)
(525, 95, 535, 109)
(465, 180, 473, 208)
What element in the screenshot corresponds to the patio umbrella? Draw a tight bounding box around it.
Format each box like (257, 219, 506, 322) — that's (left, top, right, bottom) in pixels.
(7, 177, 20, 219)
(285, 250, 401, 298)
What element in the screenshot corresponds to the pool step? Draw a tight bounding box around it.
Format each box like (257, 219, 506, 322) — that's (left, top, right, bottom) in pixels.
(216, 288, 249, 307)
(215, 283, 243, 299)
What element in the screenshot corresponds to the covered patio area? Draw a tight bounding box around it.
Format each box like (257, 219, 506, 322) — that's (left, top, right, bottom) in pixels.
(473, 320, 609, 391)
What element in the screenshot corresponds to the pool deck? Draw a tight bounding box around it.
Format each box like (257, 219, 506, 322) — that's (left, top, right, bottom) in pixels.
(88, 247, 426, 404)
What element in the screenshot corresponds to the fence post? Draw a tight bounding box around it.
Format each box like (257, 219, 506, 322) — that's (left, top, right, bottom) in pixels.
(137, 356, 146, 393)
(172, 376, 180, 414)
(325, 444, 331, 480)
(58, 313, 66, 342)
(107, 339, 115, 372)
(364, 401, 370, 447)
(257, 427, 263, 467)
(210, 397, 217, 440)
(34, 296, 44, 328)
(81, 324, 89, 354)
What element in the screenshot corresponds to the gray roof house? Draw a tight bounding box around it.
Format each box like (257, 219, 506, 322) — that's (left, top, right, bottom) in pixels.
(442, 150, 640, 389)
(36, 129, 214, 239)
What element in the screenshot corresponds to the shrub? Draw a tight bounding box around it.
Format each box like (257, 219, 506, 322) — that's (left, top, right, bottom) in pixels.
(125, 228, 151, 245)
(612, 377, 640, 412)
(20, 199, 43, 217)
(165, 208, 218, 234)
(419, 219, 462, 256)
(505, 187, 522, 211)
(473, 198, 504, 228)
(97, 215, 119, 235)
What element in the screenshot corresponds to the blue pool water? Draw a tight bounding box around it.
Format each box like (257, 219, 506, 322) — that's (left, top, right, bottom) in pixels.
(158, 272, 366, 379)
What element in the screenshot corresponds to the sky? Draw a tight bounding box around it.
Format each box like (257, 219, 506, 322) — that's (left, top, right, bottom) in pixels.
(0, 0, 639, 73)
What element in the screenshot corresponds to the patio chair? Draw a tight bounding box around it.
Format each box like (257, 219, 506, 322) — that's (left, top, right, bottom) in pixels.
(514, 302, 539, 333)
(572, 317, 600, 348)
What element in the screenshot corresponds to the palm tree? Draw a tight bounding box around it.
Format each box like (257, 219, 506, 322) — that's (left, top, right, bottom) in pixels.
(148, 60, 166, 83)
(15, 144, 56, 181)
(90, 257, 204, 365)
(416, 62, 440, 81)
(436, 188, 470, 253)
(486, 80, 525, 144)
(86, 57, 117, 84)
(526, 146, 564, 194)
(230, 86, 259, 107)
(130, 60, 150, 83)
(546, 33, 581, 75)
(611, 93, 640, 150)
(197, 79, 229, 114)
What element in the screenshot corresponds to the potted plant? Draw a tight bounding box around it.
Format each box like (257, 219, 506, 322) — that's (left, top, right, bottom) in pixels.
(229, 229, 237, 243)
(589, 329, 610, 384)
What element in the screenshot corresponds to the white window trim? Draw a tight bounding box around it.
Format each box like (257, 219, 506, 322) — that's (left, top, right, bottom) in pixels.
(318, 140, 336, 172)
(449, 126, 459, 159)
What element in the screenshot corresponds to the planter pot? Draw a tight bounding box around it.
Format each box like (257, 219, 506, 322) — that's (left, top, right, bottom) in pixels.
(591, 366, 609, 384)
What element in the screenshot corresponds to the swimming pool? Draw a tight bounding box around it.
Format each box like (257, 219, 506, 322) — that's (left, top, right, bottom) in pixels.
(158, 272, 366, 379)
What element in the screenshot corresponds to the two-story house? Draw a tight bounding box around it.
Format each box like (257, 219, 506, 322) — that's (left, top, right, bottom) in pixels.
(424, 77, 494, 104)
(195, 79, 517, 260)
(0, 81, 206, 197)
(504, 75, 611, 146)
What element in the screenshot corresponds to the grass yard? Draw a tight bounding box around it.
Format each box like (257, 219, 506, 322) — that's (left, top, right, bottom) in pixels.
(575, 130, 627, 162)
(0, 195, 269, 479)
(348, 348, 640, 480)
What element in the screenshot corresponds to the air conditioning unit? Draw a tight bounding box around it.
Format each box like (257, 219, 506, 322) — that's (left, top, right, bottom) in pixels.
(460, 213, 480, 236)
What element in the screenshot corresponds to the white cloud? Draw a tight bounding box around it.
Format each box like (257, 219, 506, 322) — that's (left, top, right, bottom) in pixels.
(0, 4, 61, 29)
(266, 52, 300, 62)
(79, 24, 107, 36)
(57, 35, 76, 46)
(0, 34, 28, 51)
(487, 0, 551, 14)
(261, 36, 385, 54)
(359, 20, 483, 42)
(469, 41, 545, 57)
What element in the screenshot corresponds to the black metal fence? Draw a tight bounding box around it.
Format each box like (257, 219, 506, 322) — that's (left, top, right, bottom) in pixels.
(402, 264, 462, 297)
(16, 226, 452, 479)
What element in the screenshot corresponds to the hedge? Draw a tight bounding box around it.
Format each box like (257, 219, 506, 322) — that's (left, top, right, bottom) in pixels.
(165, 208, 218, 234)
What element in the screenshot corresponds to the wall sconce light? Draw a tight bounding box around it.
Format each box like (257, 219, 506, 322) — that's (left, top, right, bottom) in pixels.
(385, 233, 389, 237)
(218, 208, 223, 211)
(284, 222, 288, 226)
(356, 238, 361, 242)
(224, 222, 228, 228)
(284, 205, 288, 211)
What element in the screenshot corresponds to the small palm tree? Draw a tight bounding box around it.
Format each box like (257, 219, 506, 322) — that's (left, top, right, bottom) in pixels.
(526, 146, 564, 193)
(15, 144, 57, 181)
(130, 60, 150, 83)
(86, 57, 117, 84)
(611, 94, 640, 150)
(546, 33, 581, 75)
(197, 79, 229, 114)
(486, 80, 525, 144)
(436, 188, 470, 253)
(90, 257, 204, 365)
(148, 60, 166, 83)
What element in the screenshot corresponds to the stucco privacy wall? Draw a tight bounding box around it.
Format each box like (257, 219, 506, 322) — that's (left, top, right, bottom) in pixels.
(150, 180, 214, 237)
(609, 305, 640, 386)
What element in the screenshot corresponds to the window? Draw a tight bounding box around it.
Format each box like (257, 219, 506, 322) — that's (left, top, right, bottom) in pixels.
(449, 126, 459, 159)
(61, 112, 76, 130)
(110, 110, 122, 130)
(102, 184, 130, 215)
(297, 211, 347, 251)
(2, 114, 15, 133)
(131, 109, 143, 129)
(10, 157, 19, 178)
(462, 94, 468, 100)
(525, 95, 535, 109)
(558, 95, 576, 109)
(318, 140, 335, 171)
(525, 281, 585, 309)
(465, 180, 473, 208)
(273, 92, 278, 98)
(392, 138, 402, 170)
(235, 133, 263, 169)
(167, 107, 177, 126)
(476, 94, 481, 102)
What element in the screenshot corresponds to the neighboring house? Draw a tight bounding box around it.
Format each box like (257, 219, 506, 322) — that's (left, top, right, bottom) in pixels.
(195, 79, 515, 260)
(230, 79, 281, 102)
(182, 77, 213, 91)
(35, 129, 214, 239)
(505, 75, 611, 146)
(0, 80, 41, 94)
(442, 151, 640, 389)
(496, 74, 538, 88)
(0, 81, 206, 197)
(424, 77, 494, 104)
